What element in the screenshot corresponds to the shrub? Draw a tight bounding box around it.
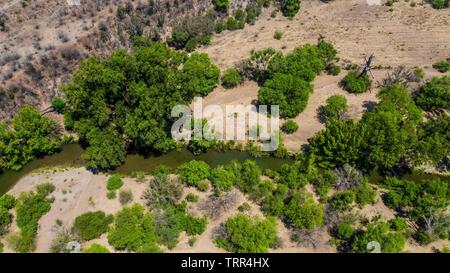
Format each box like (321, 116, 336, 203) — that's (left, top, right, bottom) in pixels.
(108, 204, 161, 252)
(14, 191, 53, 252)
(0, 194, 16, 209)
(73, 211, 113, 241)
(432, 59, 450, 73)
(214, 0, 229, 12)
(210, 166, 235, 195)
(354, 182, 376, 206)
(177, 160, 211, 190)
(234, 160, 262, 192)
(107, 191, 116, 200)
(52, 98, 66, 113)
(184, 215, 208, 236)
(107, 175, 124, 191)
(221, 68, 241, 88)
(330, 191, 355, 212)
(185, 193, 199, 203)
(226, 17, 239, 30)
(215, 20, 225, 33)
(215, 214, 278, 253)
(327, 64, 341, 75)
(281, 120, 299, 134)
(36, 183, 55, 196)
(431, 0, 449, 9)
(341, 71, 371, 93)
(50, 228, 75, 253)
(281, 0, 301, 18)
(415, 76, 450, 111)
(321, 95, 348, 121)
(144, 173, 182, 210)
(0, 207, 12, 235)
(258, 73, 312, 118)
(273, 31, 283, 40)
(352, 221, 406, 253)
(119, 189, 133, 205)
(284, 192, 324, 229)
(83, 243, 110, 253)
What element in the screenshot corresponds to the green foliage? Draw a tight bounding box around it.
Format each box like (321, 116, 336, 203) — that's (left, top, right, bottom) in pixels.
(433, 59, 450, 73)
(273, 31, 283, 40)
(234, 160, 262, 192)
(83, 243, 110, 253)
(417, 114, 450, 165)
(0, 105, 61, 171)
(73, 211, 113, 241)
(330, 191, 355, 212)
(185, 193, 199, 203)
(312, 170, 336, 202)
(281, 120, 299, 134)
(327, 64, 341, 75)
(14, 190, 53, 252)
(36, 183, 55, 196)
(258, 73, 312, 118)
(177, 160, 211, 190)
(144, 172, 182, 210)
(210, 165, 235, 195)
(107, 204, 161, 252)
(415, 76, 450, 111)
(281, 0, 301, 18)
(277, 163, 308, 189)
(215, 213, 278, 253)
(430, 0, 449, 9)
(284, 191, 324, 229)
(0, 194, 16, 210)
(62, 43, 219, 170)
(221, 68, 241, 88)
(51, 98, 65, 113)
(321, 95, 348, 121)
(107, 175, 124, 191)
(354, 182, 376, 207)
(0, 207, 12, 235)
(214, 0, 229, 12)
(352, 221, 406, 253)
(309, 119, 367, 169)
(168, 14, 215, 50)
(341, 71, 371, 93)
(225, 17, 240, 30)
(107, 190, 116, 200)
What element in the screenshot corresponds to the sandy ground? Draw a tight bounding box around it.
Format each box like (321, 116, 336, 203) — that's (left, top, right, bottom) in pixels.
(198, 0, 450, 152)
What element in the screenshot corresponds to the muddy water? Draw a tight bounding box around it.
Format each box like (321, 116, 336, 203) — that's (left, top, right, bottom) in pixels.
(0, 143, 292, 194)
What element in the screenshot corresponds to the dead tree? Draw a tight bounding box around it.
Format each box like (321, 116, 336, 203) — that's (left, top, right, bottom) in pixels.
(359, 53, 375, 78)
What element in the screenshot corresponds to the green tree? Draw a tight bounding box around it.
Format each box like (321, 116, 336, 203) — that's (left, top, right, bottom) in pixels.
(321, 95, 348, 121)
(281, 0, 301, 18)
(281, 120, 299, 134)
(213, 0, 230, 13)
(177, 160, 211, 190)
(221, 68, 241, 88)
(210, 166, 235, 195)
(284, 191, 324, 229)
(415, 76, 450, 111)
(341, 71, 371, 93)
(73, 211, 113, 241)
(215, 213, 278, 253)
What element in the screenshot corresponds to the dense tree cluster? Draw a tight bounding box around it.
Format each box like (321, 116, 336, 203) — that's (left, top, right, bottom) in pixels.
(62, 43, 220, 170)
(257, 38, 338, 118)
(0, 106, 61, 171)
(310, 84, 427, 170)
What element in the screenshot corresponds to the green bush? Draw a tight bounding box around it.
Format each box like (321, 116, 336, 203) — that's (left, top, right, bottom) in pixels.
(73, 211, 113, 241)
(177, 160, 211, 190)
(51, 98, 65, 113)
(330, 191, 355, 212)
(83, 243, 110, 253)
(107, 190, 116, 200)
(284, 192, 324, 229)
(281, 120, 299, 134)
(341, 71, 371, 93)
(327, 64, 341, 75)
(214, 0, 229, 12)
(354, 182, 376, 206)
(107, 175, 124, 191)
(210, 166, 235, 195)
(215, 213, 278, 253)
(433, 59, 450, 73)
(185, 193, 199, 203)
(0, 105, 61, 171)
(415, 76, 450, 111)
(36, 183, 55, 196)
(144, 172, 182, 210)
(273, 31, 283, 40)
(108, 204, 161, 252)
(221, 68, 241, 88)
(0, 194, 16, 209)
(431, 0, 449, 9)
(0, 207, 12, 235)
(234, 160, 262, 193)
(226, 17, 239, 30)
(322, 95, 348, 121)
(281, 0, 301, 18)
(258, 73, 312, 118)
(14, 190, 53, 252)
